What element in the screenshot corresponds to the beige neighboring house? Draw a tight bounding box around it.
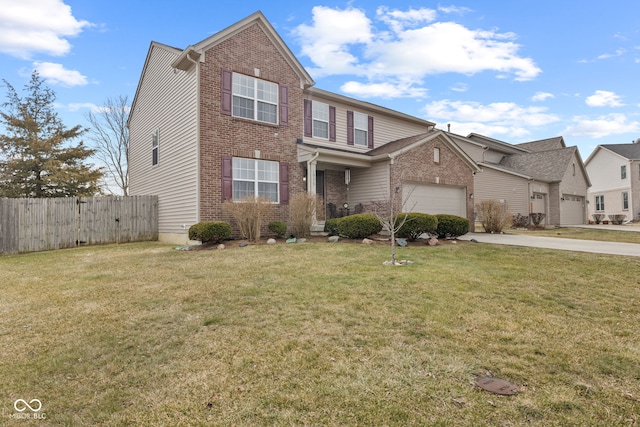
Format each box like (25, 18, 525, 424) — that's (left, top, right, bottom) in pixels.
(127, 11, 480, 243)
(585, 143, 640, 222)
(451, 134, 591, 225)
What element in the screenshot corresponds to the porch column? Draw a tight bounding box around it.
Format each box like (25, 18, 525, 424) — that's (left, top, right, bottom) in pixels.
(307, 158, 318, 227)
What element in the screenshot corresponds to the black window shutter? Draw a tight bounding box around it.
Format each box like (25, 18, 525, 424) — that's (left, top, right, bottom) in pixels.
(368, 115, 374, 148)
(329, 106, 336, 142)
(347, 111, 354, 145)
(304, 99, 312, 137)
(221, 156, 233, 201)
(279, 85, 289, 126)
(279, 162, 289, 205)
(221, 69, 232, 116)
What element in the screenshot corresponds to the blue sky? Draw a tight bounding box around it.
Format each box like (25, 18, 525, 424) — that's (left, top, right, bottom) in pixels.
(1, 0, 639, 161)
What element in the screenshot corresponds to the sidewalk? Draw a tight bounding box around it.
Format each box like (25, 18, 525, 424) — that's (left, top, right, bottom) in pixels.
(459, 232, 640, 257)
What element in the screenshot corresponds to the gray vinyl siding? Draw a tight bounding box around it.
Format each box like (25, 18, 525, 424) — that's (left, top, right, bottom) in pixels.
(303, 94, 429, 152)
(451, 138, 485, 163)
(558, 151, 589, 224)
(129, 43, 199, 236)
(349, 163, 390, 204)
(474, 167, 529, 215)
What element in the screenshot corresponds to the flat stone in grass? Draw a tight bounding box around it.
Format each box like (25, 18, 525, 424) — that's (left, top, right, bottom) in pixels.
(328, 236, 339, 243)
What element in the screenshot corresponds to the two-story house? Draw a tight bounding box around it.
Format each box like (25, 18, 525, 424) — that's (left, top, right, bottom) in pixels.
(452, 134, 591, 225)
(128, 11, 480, 243)
(585, 142, 640, 222)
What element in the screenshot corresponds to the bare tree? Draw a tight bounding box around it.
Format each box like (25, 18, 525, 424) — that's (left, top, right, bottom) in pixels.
(86, 96, 129, 195)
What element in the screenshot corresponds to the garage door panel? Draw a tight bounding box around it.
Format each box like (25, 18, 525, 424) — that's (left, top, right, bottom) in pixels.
(403, 183, 466, 217)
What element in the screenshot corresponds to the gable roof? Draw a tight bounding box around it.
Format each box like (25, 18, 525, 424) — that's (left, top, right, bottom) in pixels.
(599, 143, 640, 160)
(515, 136, 565, 152)
(499, 146, 583, 183)
(173, 11, 314, 88)
(466, 133, 530, 155)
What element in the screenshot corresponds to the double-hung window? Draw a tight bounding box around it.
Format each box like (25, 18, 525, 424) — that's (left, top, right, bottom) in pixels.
(621, 165, 627, 179)
(623, 192, 629, 210)
(231, 73, 278, 124)
(353, 112, 368, 147)
(232, 158, 279, 202)
(312, 101, 330, 139)
(595, 195, 604, 212)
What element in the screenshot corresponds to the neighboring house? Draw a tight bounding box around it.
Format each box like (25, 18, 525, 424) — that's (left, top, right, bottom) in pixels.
(451, 134, 591, 225)
(585, 142, 640, 222)
(128, 11, 480, 244)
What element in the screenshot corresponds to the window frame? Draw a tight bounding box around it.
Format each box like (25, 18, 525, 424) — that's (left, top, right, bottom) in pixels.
(622, 191, 629, 210)
(151, 129, 159, 166)
(621, 165, 627, 179)
(434, 147, 441, 164)
(231, 157, 280, 203)
(312, 101, 330, 139)
(231, 73, 278, 124)
(353, 112, 368, 147)
(595, 195, 605, 212)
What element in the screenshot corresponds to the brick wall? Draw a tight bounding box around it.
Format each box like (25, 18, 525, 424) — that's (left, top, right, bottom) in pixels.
(198, 23, 306, 232)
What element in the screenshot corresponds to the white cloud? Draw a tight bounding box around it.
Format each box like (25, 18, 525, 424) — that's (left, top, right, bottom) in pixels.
(450, 83, 468, 93)
(563, 113, 640, 138)
(0, 0, 92, 59)
(67, 102, 100, 112)
(532, 92, 554, 102)
(340, 80, 428, 99)
(424, 99, 560, 138)
(33, 61, 88, 87)
(293, 6, 541, 98)
(585, 90, 624, 107)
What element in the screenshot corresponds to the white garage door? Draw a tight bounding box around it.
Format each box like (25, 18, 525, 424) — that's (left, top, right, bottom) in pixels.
(561, 195, 585, 225)
(403, 183, 466, 217)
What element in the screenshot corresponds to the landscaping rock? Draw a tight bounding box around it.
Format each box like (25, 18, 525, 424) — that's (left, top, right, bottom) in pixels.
(297, 238, 307, 244)
(396, 238, 407, 247)
(217, 244, 225, 250)
(267, 238, 277, 245)
(239, 241, 249, 247)
(328, 236, 340, 243)
(362, 238, 373, 245)
(286, 236, 297, 243)
(427, 237, 438, 246)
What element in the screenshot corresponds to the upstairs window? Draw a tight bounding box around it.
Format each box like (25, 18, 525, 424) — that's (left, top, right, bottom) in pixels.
(595, 195, 604, 212)
(353, 112, 369, 147)
(312, 101, 330, 139)
(152, 129, 159, 166)
(221, 70, 287, 125)
(434, 147, 441, 164)
(231, 73, 278, 124)
(621, 165, 627, 179)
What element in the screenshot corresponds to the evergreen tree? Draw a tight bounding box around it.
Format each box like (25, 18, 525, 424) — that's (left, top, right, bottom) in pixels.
(0, 71, 102, 198)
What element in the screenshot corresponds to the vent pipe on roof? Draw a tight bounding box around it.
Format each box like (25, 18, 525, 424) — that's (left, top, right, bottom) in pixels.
(447, 124, 451, 132)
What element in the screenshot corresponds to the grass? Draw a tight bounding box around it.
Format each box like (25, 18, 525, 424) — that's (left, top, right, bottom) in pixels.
(1, 241, 639, 426)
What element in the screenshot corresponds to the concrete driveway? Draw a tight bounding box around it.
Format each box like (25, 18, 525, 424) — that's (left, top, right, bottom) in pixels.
(459, 224, 640, 257)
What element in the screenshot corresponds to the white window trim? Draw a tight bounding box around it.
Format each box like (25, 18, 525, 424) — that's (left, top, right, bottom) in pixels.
(232, 73, 278, 124)
(152, 129, 159, 166)
(621, 165, 627, 179)
(232, 157, 280, 203)
(595, 195, 604, 212)
(353, 111, 368, 147)
(622, 191, 629, 211)
(434, 147, 441, 164)
(312, 101, 329, 139)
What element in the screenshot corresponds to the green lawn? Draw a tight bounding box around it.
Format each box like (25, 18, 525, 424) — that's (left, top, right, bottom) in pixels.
(507, 226, 640, 244)
(1, 241, 639, 426)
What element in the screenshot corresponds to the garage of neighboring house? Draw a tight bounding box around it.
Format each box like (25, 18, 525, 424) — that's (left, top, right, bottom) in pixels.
(403, 182, 467, 217)
(561, 195, 585, 225)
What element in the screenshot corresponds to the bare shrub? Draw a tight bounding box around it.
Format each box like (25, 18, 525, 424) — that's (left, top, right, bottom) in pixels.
(511, 213, 529, 228)
(223, 196, 273, 241)
(529, 212, 546, 228)
(476, 200, 511, 233)
(289, 193, 319, 238)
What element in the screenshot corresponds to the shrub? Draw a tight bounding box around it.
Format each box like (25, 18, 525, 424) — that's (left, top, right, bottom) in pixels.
(435, 214, 469, 238)
(324, 218, 340, 236)
(529, 212, 546, 227)
(188, 221, 232, 244)
(268, 221, 287, 238)
(289, 193, 320, 238)
(476, 200, 511, 233)
(592, 213, 604, 224)
(223, 196, 273, 241)
(337, 213, 382, 239)
(394, 212, 438, 240)
(608, 214, 626, 225)
(511, 213, 529, 228)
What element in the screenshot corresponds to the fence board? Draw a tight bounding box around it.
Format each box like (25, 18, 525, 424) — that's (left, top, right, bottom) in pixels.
(0, 196, 158, 254)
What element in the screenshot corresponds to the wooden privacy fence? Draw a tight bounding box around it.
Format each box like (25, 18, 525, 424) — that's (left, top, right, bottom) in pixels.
(0, 196, 158, 255)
